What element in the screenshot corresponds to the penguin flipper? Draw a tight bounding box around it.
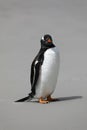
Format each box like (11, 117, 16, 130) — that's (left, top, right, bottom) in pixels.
(30, 48, 44, 87)
(30, 60, 42, 95)
(30, 48, 44, 95)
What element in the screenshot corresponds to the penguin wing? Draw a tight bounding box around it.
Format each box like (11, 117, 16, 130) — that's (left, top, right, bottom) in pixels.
(30, 60, 35, 86)
(30, 56, 43, 94)
(30, 59, 41, 86)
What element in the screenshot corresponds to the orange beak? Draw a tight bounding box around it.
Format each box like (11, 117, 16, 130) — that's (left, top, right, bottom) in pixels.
(47, 39, 52, 43)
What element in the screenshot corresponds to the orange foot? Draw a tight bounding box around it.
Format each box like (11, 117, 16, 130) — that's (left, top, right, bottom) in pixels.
(39, 97, 49, 104)
(47, 95, 58, 102)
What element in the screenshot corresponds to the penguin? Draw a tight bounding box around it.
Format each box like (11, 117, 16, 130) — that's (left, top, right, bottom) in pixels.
(16, 34, 60, 104)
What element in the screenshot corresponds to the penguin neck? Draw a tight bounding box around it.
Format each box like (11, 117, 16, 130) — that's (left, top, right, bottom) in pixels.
(37, 43, 55, 59)
(41, 42, 55, 51)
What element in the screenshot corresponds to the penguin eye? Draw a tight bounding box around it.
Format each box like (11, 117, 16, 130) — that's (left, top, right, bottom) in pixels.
(46, 37, 49, 41)
(46, 38, 52, 43)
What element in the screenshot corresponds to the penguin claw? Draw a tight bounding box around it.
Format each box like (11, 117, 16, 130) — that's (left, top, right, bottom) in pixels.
(39, 97, 49, 104)
(47, 95, 58, 102)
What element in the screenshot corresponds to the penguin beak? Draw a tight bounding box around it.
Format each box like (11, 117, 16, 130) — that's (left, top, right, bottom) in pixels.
(47, 38, 52, 43)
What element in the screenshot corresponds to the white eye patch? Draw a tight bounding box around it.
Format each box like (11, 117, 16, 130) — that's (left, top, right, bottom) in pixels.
(41, 36, 44, 40)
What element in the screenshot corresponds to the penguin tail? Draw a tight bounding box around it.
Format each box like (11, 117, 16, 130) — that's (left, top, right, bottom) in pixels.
(15, 93, 34, 102)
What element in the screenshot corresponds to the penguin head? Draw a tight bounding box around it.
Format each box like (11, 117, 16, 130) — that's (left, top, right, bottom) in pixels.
(41, 34, 53, 43)
(40, 34, 55, 48)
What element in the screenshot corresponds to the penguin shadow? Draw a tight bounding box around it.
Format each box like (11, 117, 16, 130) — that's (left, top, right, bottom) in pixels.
(31, 96, 83, 103)
(50, 96, 83, 102)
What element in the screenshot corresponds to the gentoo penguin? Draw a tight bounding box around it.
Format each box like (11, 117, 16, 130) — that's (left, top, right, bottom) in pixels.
(16, 34, 60, 104)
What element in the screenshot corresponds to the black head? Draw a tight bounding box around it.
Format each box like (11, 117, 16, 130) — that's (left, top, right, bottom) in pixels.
(40, 34, 55, 49)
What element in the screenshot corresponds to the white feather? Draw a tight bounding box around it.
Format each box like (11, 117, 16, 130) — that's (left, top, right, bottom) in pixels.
(35, 47, 60, 99)
(41, 36, 44, 40)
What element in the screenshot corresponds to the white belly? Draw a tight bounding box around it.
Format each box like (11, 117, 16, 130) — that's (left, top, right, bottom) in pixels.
(35, 47, 60, 99)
